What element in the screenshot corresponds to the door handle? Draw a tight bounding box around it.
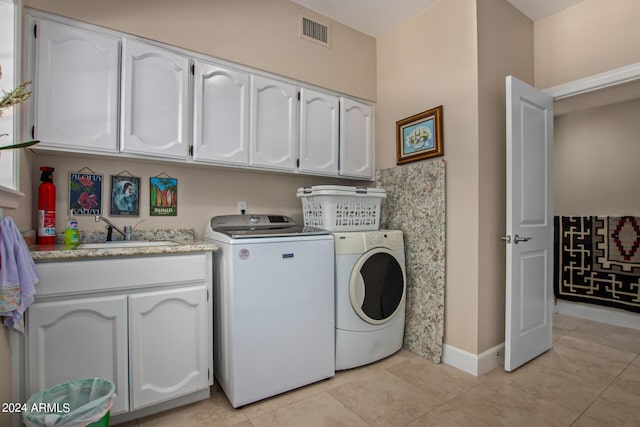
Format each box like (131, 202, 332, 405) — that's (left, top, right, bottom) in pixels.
(501, 234, 533, 244)
(513, 234, 532, 244)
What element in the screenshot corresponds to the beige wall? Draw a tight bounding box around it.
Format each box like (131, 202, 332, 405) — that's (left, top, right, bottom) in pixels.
(378, 0, 532, 355)
(476, 0, 533, 352)
(377, 0, 481, 353)
(29, 153, 353, 237)
(555, 98, 640, 216)
(535, 0, 640, 89)
(24, 0, 377, 101)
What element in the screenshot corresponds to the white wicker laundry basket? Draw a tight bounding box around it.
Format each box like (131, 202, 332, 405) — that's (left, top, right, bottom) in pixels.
(296, 185, 386, 231)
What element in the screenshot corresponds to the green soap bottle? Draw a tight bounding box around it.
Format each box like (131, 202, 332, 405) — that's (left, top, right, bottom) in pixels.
(64, 211, 79, 245)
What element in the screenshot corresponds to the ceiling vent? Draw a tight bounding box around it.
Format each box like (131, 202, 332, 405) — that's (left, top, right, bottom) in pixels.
(299, 15, 331, 48)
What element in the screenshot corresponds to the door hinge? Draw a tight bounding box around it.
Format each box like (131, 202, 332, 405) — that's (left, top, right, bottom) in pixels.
(296, 158, 300, 168)
(208, 368, 210, 380)
(297, 91, 300, 101)
(206, 288, 209, 301)
(191, 63, 195, 75)
(189, 145, 193, 156)
(31, 126, 35, 139)
(33, 24, 37, 39)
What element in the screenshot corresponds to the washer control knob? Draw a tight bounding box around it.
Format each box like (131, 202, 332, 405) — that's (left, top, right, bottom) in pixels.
(249, 215, 260, 224)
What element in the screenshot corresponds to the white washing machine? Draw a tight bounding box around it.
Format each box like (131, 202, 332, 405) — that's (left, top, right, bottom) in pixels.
(205, 214, 335, 407)
(334, 230, 406, 370)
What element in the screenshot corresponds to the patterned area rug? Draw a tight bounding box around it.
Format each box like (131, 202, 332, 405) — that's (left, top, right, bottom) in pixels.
(554, 216, 640, 313)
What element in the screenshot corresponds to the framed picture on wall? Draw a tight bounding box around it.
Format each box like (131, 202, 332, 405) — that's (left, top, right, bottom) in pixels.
(69, 172, 103, 215)
(396, 105, 443, 164)
(110, 175, 140, 216)
(149, 176, 177, 216)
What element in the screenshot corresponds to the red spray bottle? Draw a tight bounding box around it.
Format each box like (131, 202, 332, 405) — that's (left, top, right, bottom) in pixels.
(37, 166, 56, 245)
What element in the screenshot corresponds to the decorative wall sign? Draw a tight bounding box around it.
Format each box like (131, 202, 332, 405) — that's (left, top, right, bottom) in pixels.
(149, 175, 177, 216)
(69, 169, 103, 215)
(396, 105, 444, 165)
(110, 173, 140, 216)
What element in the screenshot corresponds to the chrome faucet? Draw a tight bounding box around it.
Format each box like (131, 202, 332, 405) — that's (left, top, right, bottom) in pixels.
(95, 215, 129, 241)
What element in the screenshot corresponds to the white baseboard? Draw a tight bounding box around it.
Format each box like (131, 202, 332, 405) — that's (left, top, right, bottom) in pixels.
(555, 300, 640, 330)
(442, 303, 639, 377)
(441, 343, 504, 377)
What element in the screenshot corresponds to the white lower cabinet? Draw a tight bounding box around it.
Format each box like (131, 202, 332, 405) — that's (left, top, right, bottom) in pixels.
(129, 285, 210, 410)
(27, 295, 130, 415)
(24, 252, 213, 421)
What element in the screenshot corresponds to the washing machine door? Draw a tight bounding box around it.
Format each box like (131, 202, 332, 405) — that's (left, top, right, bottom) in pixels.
(349, 247, 406, 325)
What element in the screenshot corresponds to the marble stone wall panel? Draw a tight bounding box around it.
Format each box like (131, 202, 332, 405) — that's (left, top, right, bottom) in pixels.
(376, 159, 445, 363)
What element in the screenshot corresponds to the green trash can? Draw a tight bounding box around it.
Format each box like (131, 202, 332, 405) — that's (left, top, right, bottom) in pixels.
(23, 378, 115, 427)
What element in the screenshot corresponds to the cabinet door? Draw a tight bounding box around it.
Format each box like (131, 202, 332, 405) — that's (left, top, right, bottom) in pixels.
(340, 97, 374, 179)
(121, 38, 190, 159)
(35, 19, 120, 152)
(193, 60, 249, 165)
(299, 88, 339, 176)
(250, 75, 298, 171)
(26, 296, 129, 415)
(129, 285, 209, 410)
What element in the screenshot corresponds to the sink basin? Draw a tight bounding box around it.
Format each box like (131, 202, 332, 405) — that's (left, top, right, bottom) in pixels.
(77, 241, 179, 249)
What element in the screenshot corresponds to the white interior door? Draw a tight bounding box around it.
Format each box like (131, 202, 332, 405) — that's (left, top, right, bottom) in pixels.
(504, 75, 554, 372)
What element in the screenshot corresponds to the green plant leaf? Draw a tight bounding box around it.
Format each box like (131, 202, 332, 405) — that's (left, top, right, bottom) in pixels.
(0, 140, 40, 150)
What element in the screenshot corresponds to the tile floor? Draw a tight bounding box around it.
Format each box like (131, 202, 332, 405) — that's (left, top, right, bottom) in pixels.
(121, 314, 640, 426)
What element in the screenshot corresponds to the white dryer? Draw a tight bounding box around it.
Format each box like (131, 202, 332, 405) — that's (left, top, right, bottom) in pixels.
(334, 230, 406, 370)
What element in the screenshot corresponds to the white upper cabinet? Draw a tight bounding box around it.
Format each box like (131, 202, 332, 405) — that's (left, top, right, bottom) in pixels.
(299, 88, 339, 176)
(250, 75, 298, 171)
(340, 97, 374, 179)
(121, 38, 190, 159)
(27, 12, 376, 179)
(193, 60, 249, 165)
(35, 19, 120, 152)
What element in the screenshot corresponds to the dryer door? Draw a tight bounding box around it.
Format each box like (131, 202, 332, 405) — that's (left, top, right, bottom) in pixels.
(349, 248, 406, 325)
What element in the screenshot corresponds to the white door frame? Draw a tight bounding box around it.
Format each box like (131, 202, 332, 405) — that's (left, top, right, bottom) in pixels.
(543, 61, 640, 99)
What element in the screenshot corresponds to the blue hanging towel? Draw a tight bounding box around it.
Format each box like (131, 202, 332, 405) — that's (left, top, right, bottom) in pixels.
(0, 216, 39, 334)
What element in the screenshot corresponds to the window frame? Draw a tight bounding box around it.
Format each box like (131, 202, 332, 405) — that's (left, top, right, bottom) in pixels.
(0, 0, 25, 210)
